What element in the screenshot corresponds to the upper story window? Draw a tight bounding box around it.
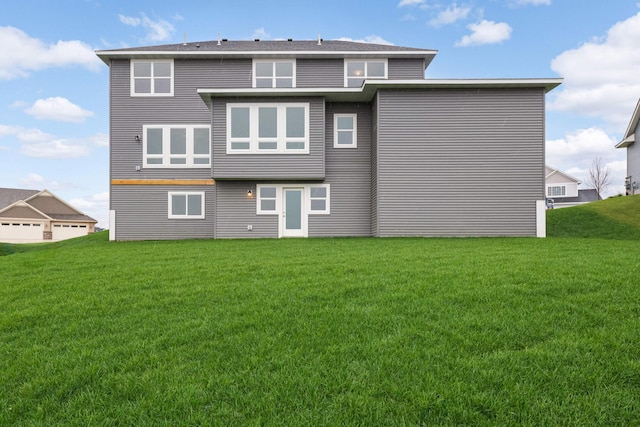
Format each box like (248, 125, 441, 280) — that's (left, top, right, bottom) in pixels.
(227, 103, 309, 154)
(253, 60, 295, 88)
(333, 114, 357, 148)
(344, 59, 387, 87)
(131, 60, 174, 96)
(143, 125, 210, 168)
(547, 185, 567, 197)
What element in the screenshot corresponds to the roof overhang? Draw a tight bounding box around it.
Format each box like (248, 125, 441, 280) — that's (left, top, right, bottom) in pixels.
(198, 78, 563, 105)
(616, 133, 635, 148)
(96, 49, 438, 65)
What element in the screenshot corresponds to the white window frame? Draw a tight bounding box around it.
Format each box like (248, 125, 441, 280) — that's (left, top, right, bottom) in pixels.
(333, 114, 358, 148)
(256, 184, 330, 215)
(168, 192, 205, 219)
(227, 103, 309, 154)
(344, 59, 388, 88)
(547, 185, 567, 197)
(143, 125, 210, 168)
(131, 59, 174, 96)
(253, 60, 296, 88)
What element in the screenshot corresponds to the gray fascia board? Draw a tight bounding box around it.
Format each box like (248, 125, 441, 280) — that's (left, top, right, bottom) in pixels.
(622, 99, 640, 140)
(95, 50, 437, 65)
(616, 134, 635, 149)
(197, 78, 563, 104)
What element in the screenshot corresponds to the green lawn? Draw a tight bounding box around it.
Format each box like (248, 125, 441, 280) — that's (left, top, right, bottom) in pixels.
(1, 198, 640, 426)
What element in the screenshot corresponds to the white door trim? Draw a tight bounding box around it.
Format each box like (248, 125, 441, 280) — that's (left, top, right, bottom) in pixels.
(280, 187, 307, 237)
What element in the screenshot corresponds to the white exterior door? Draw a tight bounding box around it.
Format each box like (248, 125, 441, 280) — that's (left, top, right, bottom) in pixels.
(281, 188, 306, 237)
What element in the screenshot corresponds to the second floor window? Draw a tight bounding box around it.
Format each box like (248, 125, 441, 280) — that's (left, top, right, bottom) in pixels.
(345, 60, 387, 87)
(227, 103, 309, 154)
(143, 125, 210, 168)
(131, 60, 173, 96)
(253, 60, 295, 88)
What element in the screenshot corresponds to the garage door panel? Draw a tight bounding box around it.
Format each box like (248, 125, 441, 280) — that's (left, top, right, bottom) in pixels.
(0, 222, 44, 243)
(52, 224, 89, 241)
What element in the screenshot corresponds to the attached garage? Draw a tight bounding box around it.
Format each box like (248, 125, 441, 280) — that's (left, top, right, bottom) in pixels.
(0, 222, 44, 243)
(52, 223, 90, 241)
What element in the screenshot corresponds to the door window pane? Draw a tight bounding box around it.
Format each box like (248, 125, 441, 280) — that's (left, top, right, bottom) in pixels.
(285, 190, 302, 230)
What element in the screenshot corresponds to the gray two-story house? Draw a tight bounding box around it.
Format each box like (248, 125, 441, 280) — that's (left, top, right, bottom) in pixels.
(97, 38, 561, 240)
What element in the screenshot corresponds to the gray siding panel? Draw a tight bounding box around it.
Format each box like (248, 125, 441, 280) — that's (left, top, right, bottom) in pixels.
(371, 95, 379, 236)
(388, 58, 425, 80)
(110, 59, 213, 180)
(111, 185, 215, 240)
(376, 88, 545, 237)
(628, 127, 640, 193)
(210, 59, 252, 88)
(212, 97, 325, 180)
(310, 103, 372, 237)
(297, 59, 344, 88)
(215, 182, 278, 238)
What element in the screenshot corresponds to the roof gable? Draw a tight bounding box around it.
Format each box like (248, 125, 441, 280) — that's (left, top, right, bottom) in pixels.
(545, 165, 581, 184)
(0, 201, 50, 220)
(616, 98, 640, 148)
(0, 188, 39, 210)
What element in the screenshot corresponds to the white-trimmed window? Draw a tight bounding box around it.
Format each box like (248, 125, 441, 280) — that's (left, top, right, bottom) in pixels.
(344, 59, 387, 87)
(131, 60, 174, 96)
(308, 185, 330, 214)
(143, 125, 210, 168)
(168, 192, 205, 219)
(253, 60, 295, 88)
(257, 186, 278, 214)
(227, 103, 309, 154)
(256, 184, 330, 215)
(547, 185, 567, 197)
(333, 114, 357, 148)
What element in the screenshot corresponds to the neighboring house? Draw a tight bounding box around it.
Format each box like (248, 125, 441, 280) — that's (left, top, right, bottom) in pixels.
(0, 188, 97, 244)
(96, 38, 561, 240)
(616, 98, 640, 195)
(545, 165, 599, 208)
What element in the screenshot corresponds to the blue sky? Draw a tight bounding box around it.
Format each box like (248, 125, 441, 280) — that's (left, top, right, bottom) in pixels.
(1, 1, 639, 227)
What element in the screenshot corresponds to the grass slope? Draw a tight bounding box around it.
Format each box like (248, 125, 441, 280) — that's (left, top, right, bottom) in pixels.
(547, 194, 640, 239)
(1, 201, 639, 425)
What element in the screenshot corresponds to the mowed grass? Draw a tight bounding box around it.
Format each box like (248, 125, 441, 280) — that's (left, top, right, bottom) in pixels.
(1, 199, 640, 425)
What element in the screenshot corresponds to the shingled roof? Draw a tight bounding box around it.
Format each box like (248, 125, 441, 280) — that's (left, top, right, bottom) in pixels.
(0, 188, 96, 223)
(0, 188, 39, 210)
(96, 39, 438, 65)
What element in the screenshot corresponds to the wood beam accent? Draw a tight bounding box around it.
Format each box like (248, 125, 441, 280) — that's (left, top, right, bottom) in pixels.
(111, 179, 215, 186)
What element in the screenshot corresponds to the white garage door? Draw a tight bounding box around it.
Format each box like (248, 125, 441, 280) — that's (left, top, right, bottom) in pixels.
(52, 224, 89, 241)
(0, 222, 44, 243)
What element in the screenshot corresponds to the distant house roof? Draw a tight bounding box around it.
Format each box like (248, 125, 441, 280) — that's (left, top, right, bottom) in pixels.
(616, 98, 640, 149)
(96, 39, 438, 66)
(0, 188, 96, 223)
(545, 165, 581, 184)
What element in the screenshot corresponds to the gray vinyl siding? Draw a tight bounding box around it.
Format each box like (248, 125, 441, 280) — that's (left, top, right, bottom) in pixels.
(210, 58, 252, 88)
(371, 95, 379, 236)
(109, 59, 213, 181)
(309, 102, 372, 237)
(211, 97, 325, 180)
(375, 88, 545, 237)
(628, 126, 640, 194)
(111, 185, 215, 240)
(388, 58, 425, 80)
(214, 182, 278, 238)
(297, 59, 343, 88)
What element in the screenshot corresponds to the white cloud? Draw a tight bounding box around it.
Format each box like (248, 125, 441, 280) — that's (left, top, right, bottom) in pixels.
(337, 35, 395, 46)
(430, 4, 472, 27)
(398, 0, 425, 6)
(252, 27, 270, 40)
(119, 13, 175, 42)
(89, 133, 109, 147)
(25, 97, 94, 123)
(546, 128, 626, 197)
(0, 26, 101, 80)
(20, 173, 62, 190)
(548, 12, 640, 128)
(71, 191, 109, 228)
(0, 124, 91, 159)
(455, 20, 512, 46)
